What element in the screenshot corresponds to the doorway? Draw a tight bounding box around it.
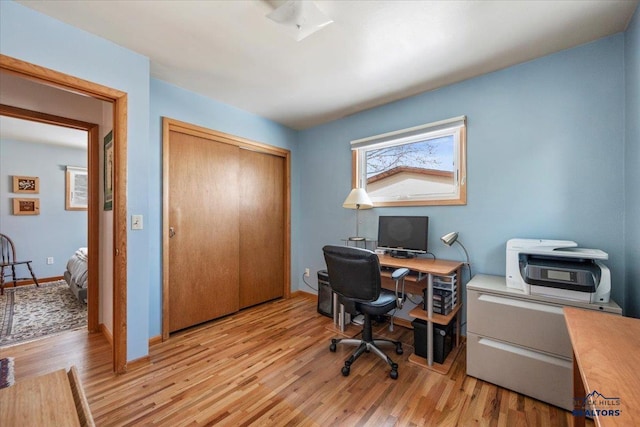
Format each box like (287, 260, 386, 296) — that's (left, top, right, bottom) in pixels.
(0, 105, 98, 334)
(0, 54, 128, 373)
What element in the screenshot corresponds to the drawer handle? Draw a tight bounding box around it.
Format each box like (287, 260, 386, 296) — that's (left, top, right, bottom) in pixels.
(478, 294, 564, 315)
(477, 337, 571, 368)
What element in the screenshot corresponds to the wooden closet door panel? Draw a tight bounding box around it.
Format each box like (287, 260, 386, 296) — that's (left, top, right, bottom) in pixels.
(168, 131, 240, 332)
(239, 149, 285, 309)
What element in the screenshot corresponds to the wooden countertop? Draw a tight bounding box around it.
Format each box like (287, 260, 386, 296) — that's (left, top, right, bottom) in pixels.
(564, 307, 640, 426)
(0, 369, 81, 426)
(377, 254, 462, 275)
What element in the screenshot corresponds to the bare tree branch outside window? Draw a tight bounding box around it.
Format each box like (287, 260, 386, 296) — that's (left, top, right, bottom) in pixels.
(366, 136, 453, 178)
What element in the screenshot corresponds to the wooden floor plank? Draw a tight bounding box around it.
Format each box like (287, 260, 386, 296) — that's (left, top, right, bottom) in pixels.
(0, 295, 592, 426)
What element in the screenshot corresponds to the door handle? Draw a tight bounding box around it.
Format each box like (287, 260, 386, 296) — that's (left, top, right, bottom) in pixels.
(169, 227, 175, 238)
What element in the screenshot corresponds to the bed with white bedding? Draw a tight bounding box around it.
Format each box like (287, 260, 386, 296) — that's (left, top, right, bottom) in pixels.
(64, 247, 88, 303)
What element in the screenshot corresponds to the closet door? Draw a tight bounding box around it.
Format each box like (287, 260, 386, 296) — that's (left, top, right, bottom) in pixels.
(239, 149, 285, 308)
(168, 132, 240, 332)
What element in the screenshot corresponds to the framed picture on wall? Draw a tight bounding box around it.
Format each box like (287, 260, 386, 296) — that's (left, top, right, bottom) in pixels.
(104, 130, 113, 211)
(13, 198, 40, 215)
(12, 176, 39, 194)
(66, 166, 88, 211)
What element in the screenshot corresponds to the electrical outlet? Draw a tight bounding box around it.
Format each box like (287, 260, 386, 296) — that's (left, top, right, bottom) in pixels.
(47, 257, 54, 265)
(304, 268, 310, 277)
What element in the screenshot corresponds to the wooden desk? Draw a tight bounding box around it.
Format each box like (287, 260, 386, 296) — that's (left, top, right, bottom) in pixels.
(564, 307, 640, 427)
(0, 369, 81, 426)
(378, 254, 463, 371)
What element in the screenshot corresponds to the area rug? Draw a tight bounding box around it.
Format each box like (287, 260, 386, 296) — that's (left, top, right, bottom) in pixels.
(0, 357, 15, 388)
(0, 280, 87, 347)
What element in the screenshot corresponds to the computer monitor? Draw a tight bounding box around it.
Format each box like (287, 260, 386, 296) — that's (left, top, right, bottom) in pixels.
(377, 216, 429, 258)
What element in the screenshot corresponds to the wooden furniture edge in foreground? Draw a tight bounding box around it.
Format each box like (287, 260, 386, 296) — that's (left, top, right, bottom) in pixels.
(0, 366, 94, 426)
(67, 366, 96, 427)
(564, 306, 640, 427)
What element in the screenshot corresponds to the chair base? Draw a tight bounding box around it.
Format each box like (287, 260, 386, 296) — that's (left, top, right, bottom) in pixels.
(330, 336, 403, 379)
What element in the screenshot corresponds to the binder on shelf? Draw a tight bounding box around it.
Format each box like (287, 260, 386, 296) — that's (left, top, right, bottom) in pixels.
(432, 304, 454, 315)
(433, 291, 454, 315)
(423, 287, 456, 313)
(433, 288, 453, 298)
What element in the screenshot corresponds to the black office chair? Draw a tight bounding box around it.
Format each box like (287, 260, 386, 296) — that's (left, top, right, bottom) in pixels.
(323, 245, 409, 379)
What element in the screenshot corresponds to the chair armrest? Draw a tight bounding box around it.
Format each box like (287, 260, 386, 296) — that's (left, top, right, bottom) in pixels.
(391, 268, 410, 281)
(391, 268, 410, 308)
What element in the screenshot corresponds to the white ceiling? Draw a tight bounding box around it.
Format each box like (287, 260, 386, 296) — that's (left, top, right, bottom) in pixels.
(0, 116, 88, 149)
(14, 0, 640, 130)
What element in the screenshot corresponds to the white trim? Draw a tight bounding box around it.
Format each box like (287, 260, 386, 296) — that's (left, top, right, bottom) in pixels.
(352, 115, 466, 204)
(350, 115, 466, 150)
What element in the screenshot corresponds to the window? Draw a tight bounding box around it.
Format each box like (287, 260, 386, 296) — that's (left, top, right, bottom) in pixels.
(351, 116, 466, 207)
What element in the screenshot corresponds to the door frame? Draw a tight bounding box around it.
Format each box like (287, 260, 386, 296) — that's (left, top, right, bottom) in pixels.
(161, 117, 291, 340)
(0, 54, 129, 373)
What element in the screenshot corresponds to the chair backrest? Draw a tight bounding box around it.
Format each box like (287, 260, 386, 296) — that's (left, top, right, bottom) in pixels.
(0, 234, 17, 265)
(322, 245, 381, 302)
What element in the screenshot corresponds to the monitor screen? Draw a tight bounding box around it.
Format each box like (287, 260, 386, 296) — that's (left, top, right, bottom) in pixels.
(377, 216, 429, 258)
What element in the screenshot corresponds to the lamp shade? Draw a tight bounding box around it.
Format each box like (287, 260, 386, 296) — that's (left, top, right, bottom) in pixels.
(440, 231, 459, 246)
(342, 188, 373, 210)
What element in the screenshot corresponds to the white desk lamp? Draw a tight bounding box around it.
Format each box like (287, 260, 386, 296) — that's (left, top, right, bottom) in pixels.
(342, 188, 373, 241)
(441, 231, 471, 272)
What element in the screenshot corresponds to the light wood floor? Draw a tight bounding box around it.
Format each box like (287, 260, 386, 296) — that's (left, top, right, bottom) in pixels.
(0, 294, 589, 426)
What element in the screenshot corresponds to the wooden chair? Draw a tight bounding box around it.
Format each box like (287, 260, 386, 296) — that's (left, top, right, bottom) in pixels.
(0, 233, 39, 295)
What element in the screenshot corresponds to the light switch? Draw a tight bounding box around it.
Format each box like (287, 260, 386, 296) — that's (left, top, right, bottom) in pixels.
(132, 214, 143, 230)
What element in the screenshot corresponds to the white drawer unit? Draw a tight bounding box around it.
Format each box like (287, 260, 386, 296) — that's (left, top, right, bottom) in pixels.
(466, 274, 622, 411)
(468, 290, 572, 358)
(467, 332, 573, 409)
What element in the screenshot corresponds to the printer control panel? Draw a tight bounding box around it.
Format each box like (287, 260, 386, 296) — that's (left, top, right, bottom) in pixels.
(519, 254, 599, 292)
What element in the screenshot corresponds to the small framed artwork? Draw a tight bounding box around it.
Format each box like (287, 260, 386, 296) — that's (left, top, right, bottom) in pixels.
(104, 130, 113, 211)
(66, 166, 88, 211)
(12, 176, 39, 194)
(13, 198, 40, 215)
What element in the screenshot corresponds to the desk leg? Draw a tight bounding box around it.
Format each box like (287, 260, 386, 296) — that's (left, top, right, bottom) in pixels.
(333, 293, 350, 332)
(572, 351, 585, 427)
(427, 274, 433, 367)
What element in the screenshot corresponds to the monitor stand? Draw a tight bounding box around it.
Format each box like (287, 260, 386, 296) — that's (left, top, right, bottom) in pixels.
(390, 250, 415, 259)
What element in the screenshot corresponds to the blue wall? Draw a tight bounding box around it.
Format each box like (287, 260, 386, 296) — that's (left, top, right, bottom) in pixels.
(2, 0, 638, 360)
(1, 140, 87, 279)
(1, 0, 150, 360)
(625, 7, 640, 318)
(148, 79, 300, 338)
(298, 34, 628, 318)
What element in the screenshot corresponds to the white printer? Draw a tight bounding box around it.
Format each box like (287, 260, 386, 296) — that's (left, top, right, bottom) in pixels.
(506, 238, 611, 303)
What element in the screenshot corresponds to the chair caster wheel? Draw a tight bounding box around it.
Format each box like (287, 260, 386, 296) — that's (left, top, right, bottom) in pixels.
(342, 366, 350, 376)
(330, 343, 337, 352)
(390, 369, 398, 380)
(395, 344, 403, 355)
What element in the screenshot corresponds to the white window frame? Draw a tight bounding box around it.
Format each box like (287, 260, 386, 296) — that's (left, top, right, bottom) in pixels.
(351, 116, 467, 207)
